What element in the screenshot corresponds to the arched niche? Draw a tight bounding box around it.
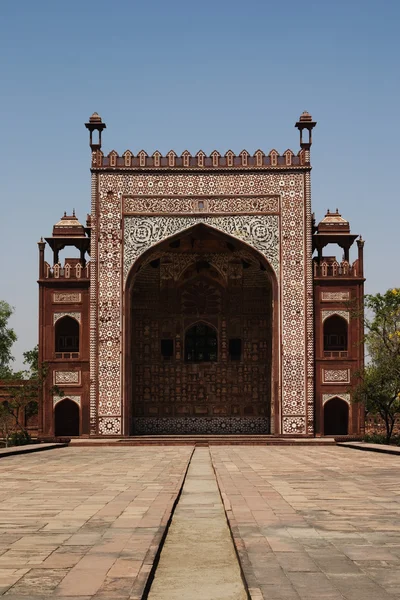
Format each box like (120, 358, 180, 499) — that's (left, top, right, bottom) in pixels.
(54, 398, 80, 436)
(323, 315, 348, 352)
(55, 316, 80, 353)
(124, 223, 279, 435)
(324, 397, 349, 436)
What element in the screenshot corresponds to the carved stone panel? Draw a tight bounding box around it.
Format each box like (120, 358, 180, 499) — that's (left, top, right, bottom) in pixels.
(321, 310, 350, 323)
(53, 293, 82, 303)
(54, 371, 80, 385)
(323, 369, 350, 384)
(321, 291, 350, 302)
(124, 196, 279, 214)
(53, 312, 81, 324)
(123, 215, 280, 280)
(53, 395, 81, 406)
(322, 393, 350, 405)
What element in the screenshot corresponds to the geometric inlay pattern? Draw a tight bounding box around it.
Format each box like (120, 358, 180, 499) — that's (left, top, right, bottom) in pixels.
(92, 170, 311, 435)
(134, 416, 270, 435)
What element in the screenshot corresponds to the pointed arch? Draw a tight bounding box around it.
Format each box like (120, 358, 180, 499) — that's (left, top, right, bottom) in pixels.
(124, 218, 279, 285)
(124, 223, 279, 435)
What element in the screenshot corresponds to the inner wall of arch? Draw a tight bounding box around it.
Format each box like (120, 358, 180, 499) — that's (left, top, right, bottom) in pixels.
(127, 226, 274, 434)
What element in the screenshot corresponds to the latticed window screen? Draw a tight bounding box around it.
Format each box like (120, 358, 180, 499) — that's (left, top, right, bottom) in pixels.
(185, 323, 217, 362)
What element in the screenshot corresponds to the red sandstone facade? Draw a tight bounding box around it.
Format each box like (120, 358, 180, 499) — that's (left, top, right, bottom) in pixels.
(36, 113, 365, 438)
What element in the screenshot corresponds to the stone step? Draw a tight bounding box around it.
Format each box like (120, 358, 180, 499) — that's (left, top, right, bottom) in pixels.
(71, 435, 336, 447)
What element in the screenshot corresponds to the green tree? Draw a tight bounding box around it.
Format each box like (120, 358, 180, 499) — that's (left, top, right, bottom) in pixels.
(353, 289, 400, 443)
(0, 301, 17, 379)
(1, 344, 62, 444)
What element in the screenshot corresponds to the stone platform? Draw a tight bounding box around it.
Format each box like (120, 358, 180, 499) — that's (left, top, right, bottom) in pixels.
(0, 446, 399, 599)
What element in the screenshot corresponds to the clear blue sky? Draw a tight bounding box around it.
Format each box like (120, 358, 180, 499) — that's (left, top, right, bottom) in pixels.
(1, 0, 399, 369)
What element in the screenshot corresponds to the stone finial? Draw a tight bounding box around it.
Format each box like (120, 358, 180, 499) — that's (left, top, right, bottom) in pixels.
(299, 111, 313, 122)
(89, 112, 102, 123)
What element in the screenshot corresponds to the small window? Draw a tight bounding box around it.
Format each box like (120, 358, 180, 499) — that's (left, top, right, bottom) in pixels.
(185, 323, 217, 362)
(229, 338, 242, 361)
(161, 339, 174, 359)
(323, 315, 348, 352)
(55, 317, 79, 353)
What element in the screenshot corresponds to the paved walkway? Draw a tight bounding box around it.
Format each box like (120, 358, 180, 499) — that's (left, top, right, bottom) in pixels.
(1, 446, 400, 599)
(0, 447, 192, 598)
(0, 443, 67, 459)
(212, 446, 400, 599)
(338, 441, 400, 456)
(148, 447, 247, 600)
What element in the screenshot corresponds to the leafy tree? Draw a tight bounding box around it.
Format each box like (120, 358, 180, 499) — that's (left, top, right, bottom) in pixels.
(353, 289, 400, 442)
(1, 345, 62, 444)
(0, 301, 17, 379)
(353, 357, 400, 443)
(0, 402, 14, 447)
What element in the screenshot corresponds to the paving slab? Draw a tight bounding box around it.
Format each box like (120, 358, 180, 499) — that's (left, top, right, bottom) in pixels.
(0, 447, 192, 597)
(211, 446, 400, 600)
(148, 447, 247, 600)
(337, 441, 400, 456)
(0, 444, 67, 459)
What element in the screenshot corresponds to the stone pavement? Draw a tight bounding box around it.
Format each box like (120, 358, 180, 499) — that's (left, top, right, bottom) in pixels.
(1, 445, 400, 599)
(211, 446, 400, 599)
(0, 447, 192, 598)
(148, 447, 247, 600)
(0, 443, 68, 459)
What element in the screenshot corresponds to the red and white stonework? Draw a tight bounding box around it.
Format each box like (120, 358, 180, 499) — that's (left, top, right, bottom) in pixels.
(36, 112, 365, 438)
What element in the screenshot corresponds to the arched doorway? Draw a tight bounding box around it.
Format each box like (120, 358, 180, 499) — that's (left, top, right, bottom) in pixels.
(54, 399, 80, 436)
(125, 224, 277, 435)
(324, 398, 349, 435)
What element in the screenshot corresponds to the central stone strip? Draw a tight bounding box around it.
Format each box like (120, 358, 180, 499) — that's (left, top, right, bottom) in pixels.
(148, 447, 247, 600)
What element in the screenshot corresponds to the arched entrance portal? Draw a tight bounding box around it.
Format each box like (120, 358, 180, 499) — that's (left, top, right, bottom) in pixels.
(324, 398, 349, 435)
(125, 224, 277, 435)
(55, 399, 80, 436)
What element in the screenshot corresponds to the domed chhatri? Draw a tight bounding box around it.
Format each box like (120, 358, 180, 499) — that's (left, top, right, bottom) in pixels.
(52, 212, 86, 236)
(320, 209, 350, 227)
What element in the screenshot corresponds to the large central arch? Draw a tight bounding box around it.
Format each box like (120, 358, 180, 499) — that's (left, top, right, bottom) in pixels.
(124, 224, 279, 435)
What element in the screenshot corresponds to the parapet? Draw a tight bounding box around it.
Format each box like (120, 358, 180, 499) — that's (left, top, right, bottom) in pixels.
(86, 112, 316, 170)
(90, 147, 308, 170)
